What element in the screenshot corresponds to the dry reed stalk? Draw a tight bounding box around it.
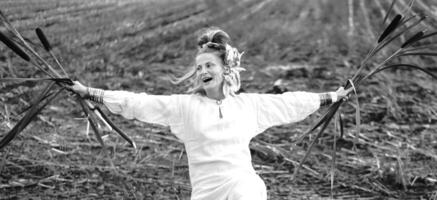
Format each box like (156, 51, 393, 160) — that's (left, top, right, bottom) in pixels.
(398, 0, 434, 29)
(383, 0, 397, 25)
(0, 77, 73, 85)
(378, 15, 402, 43)
(34, 27, 136, 148)
(0, 11, 62, 78)
(76, 96, 105, 147)
(292, 2, 437, 197)
(35, 28, 69, 78)
(0, 9, 135, 149)
(0, 82, 59, 149)
(395, 148, 407, 191)
(93, 106, 137, 149)
(0, 32, 29, 61)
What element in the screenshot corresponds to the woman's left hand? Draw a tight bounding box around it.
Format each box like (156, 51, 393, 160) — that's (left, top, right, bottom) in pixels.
(336, 86, 354, 101)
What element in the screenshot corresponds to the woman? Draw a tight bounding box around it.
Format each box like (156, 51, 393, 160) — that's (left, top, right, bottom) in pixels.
(70, 27, 352, 200)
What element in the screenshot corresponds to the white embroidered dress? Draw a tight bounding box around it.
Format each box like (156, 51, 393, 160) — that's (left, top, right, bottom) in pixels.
(102, 91, 321, 200)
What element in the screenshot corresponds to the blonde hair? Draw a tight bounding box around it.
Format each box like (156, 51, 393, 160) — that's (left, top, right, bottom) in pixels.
(171, 27, 244, 97)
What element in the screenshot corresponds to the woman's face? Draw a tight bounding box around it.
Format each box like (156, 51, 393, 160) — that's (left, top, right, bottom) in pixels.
(195, 53, 225, 93)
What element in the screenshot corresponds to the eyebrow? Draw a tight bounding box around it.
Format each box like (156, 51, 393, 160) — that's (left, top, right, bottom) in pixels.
(198, 61, 213, 66)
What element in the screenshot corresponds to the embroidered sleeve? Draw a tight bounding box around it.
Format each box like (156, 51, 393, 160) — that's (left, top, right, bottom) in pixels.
(319, 92, 338, 107)
(86, 87, 105, 104)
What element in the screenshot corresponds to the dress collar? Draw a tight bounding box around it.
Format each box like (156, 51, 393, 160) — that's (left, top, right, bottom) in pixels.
(196, 93, 231, 104)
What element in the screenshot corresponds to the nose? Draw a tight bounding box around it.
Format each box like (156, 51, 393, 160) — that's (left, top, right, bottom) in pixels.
(198, 66, 208, 74)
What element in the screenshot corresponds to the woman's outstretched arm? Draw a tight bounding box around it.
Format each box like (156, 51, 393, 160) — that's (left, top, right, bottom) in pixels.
(68, 81, 182, 127)
(250, 87, 353, 135)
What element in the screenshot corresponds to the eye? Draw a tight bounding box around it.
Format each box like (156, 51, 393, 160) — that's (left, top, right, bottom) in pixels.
(196, 65, 202, 71)
(206, 63, 211, 68)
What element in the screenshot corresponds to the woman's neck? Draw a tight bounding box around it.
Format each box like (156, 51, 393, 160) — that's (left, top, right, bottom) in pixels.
(205, 87, 225, 101)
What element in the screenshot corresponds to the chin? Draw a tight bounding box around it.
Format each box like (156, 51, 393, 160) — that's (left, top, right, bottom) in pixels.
(202, 86, 214, 91)
(203, 84, 219, 91)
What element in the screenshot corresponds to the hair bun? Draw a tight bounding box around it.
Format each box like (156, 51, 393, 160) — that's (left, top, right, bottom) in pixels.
(211, 30, 230, 45)
(197, 27, 230, 48)
(197, 35, 209, 48)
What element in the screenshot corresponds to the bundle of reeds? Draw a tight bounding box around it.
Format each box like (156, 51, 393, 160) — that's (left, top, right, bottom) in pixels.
(291, 0, 437, 195)
(0, 10, 136, 150)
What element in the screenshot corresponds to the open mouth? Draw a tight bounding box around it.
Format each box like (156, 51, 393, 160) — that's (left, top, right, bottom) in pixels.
(202, 77, 213, 83)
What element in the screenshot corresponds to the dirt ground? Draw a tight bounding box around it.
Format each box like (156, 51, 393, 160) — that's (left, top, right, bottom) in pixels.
(0, 0, 437, 199)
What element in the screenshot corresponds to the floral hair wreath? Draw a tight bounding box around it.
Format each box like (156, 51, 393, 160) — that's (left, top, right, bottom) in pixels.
(201, 42, 245, 74)
(224, 44, 245, 74)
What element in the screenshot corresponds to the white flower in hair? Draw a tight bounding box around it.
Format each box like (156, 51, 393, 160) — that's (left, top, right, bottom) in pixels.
(225, 44, 245, 72)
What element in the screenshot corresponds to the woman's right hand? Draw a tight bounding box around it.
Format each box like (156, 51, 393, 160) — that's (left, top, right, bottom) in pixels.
(68, 81, 88, 97)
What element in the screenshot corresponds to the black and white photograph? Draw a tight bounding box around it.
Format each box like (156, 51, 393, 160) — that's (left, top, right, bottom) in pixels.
(0, 0, 436, 199)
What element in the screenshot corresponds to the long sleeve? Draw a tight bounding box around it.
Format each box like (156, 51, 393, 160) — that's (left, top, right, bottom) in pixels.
(250, 92, 321, 134)
(101, 90, 181, 127)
